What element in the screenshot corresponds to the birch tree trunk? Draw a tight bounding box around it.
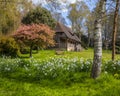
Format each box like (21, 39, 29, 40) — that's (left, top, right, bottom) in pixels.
(91, 0, 106, 79)
(91, 19, 102, 79)
(112, 0, 119, 61)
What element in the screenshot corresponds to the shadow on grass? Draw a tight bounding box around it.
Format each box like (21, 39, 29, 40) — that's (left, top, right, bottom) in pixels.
(19, 51, 39, 59)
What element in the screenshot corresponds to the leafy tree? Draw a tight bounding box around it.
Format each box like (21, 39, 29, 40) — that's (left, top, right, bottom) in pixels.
(68, 1, 90, 41)
(86, 13, 95, 47)
(0, 0, 34, 35)
(13, 24, 55, 57)
(21, 6, 56, 29)
(0, 0, 19, 35)
(39, 0, 67, 24)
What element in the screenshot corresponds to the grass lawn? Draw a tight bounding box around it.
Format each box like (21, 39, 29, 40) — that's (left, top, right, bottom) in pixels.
(0, 49, 120, 96)
(1, 73, 120, 96)
(20, 48, 120, 60)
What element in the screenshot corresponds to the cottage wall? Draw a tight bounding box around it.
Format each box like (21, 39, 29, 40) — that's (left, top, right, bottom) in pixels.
(59, 40, 66, 49)
(76, 44, 81, 51)
(54, 32, 67, 49)
(67, 42, 75, 51)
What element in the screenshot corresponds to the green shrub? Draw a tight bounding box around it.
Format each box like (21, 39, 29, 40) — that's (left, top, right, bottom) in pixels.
(103, 60, 120, 75)
(0, 36, 20, 57)
(116, 39, 120, 54)
(116, 45, 120, 54)
(109, 40, 120, 54)
(20, 45, 30, 54)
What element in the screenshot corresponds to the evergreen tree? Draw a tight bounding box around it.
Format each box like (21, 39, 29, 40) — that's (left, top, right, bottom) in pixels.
(22, 6, 56, 29)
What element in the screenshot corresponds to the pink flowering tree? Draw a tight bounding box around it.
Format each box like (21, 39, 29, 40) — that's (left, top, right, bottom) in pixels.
(13, 24, 55, 57)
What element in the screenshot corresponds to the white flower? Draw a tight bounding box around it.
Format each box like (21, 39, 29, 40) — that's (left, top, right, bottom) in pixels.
(104, 71, 108, 74)
(44, 73, 47, 76)
(113, 67, 116, 69)
(29, 74, 31, 76)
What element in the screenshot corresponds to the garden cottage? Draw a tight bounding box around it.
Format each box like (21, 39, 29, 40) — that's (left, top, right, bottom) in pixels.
(54, 22, 82, 51)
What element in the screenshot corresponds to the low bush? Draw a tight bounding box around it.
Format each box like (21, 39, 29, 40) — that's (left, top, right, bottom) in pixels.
(116, 45, 120, 54)
(103, 60, 120, 75)
(0, 36, 20, 57)
(20, 45, 30, 54)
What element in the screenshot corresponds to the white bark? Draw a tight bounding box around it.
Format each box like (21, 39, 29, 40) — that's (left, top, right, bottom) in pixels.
(91, 19, 102, 78)
(91, 0, 106, 79)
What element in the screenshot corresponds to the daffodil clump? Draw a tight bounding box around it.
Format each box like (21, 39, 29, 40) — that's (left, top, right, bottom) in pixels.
(0, 57, 120, 80)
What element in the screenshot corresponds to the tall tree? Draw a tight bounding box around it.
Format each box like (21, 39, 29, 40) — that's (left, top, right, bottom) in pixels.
(0, 0, 19, 35)
(86, 12, 95, 47)
(112, 0, 120, 60)
(22, 6, 56, 29)
(68, 1, 90, 40)
(0, 0, 34, 35)
(91, 0, 107, 79)
(39, 0, 67, 24)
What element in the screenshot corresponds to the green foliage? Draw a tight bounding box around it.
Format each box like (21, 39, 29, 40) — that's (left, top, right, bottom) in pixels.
(108, 40, 120, 54)
(0, 57, 91, 81)
(0, 57, 120, 81)
(18, 49, 120, 60)
(116, 40, 120, 54)
(22, 6, 56, 29)
(0, 75, 120, 96)
(0, 57, 120, 96)
(0, 0, 34, 35)
(0, 48, 120, 95)
(80, 34, 89, 49)
(103, 60, 120, 75)
(68, 0, 90, 38)
(20, 46, 30, 54)
(0, 36, 20, 57)
(0, 1, 19, 34)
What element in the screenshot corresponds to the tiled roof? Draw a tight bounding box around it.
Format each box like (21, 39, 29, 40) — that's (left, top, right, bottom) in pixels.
(55, 22, 81, 43)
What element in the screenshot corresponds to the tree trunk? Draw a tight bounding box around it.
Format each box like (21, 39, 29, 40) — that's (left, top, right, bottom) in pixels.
(91, 0, 106, 79)
(30, 45, 33, 58)
(87, 28, 90, 47)
(112, 0, 119, 61)
(36, 46, 39, 53)
(91, 19, 102, 79)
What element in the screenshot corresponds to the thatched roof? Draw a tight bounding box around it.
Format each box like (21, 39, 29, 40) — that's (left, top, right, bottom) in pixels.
(55, 22, 81, 43)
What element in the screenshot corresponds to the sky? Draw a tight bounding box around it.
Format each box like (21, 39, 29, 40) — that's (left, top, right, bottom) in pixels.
(31, 0, 96, 26)
(32, 0, 96, 10)
(32, 0, 82, 4)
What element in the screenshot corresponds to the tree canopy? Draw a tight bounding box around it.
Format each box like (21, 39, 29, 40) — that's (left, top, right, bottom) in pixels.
(0, 0, 34, 35)
(13, 24, 55, 57)
(21, 6, 56, 29)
